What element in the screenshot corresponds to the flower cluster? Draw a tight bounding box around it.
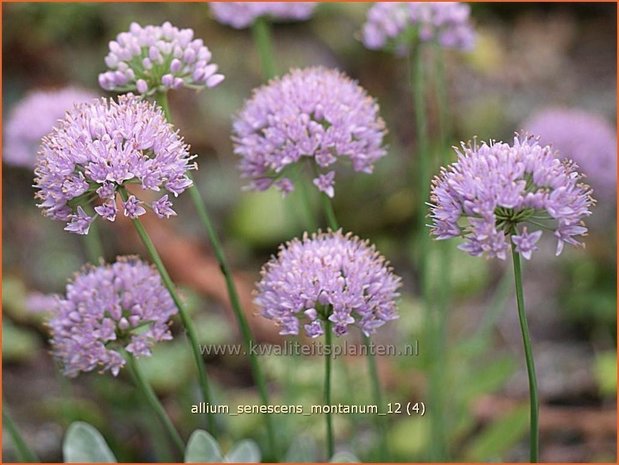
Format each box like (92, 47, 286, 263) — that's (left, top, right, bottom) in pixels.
(429, 135, 594, 260)
(523, 107, 617, 201)
(209, 2, 317, 29)
(99, 22, 224, 95)
(362, 2, 475, 53)
(255, 230, 401, 338)
(34, 94, 195, 235)
(48, 258, 177, 377)
(4, 87, 97, 168)
(233, 67, 387, 197)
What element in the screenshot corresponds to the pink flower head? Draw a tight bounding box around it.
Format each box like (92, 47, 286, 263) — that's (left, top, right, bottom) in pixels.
(34, 95, 195, 233)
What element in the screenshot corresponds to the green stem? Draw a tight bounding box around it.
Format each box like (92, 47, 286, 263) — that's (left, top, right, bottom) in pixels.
(126, 354, 185, 455)
(511, 242, 539, 462)
(363, 335, 389, 461)
(429, 43, 451, 461)
(320, 193, 339, 231)
(411, 44, 449, 462)
(3, 408, 40, 462)
(318, 193, 389, 460)
(412, 43, 446, 461)
(433, 43, 450, 154)
(118, 187, 216, 435)
(82, 206, 105, 263)
(412, 45, 430, 234)
(152, 91, 277, 457)
(293, 166, 318, 231)
(154, 92, 172, 121)
(251, 17, 277, 80)
(186, 181, 278, 458)
(324, 320, 335, 459)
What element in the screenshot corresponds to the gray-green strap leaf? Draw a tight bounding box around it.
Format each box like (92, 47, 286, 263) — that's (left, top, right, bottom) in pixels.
(225, 439, 261, 463)
(184, 429, 223, 463)
(63, 421, 117, 463)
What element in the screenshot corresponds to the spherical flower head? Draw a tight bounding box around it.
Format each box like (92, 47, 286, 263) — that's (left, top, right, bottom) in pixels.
(523, 107, 617, 201)
(255, 230, 401, 338)
(233, 67, 387, 197)
(4, 87, 97, 168)
(429, 134, 595, 260)
(362, 2, 475, 53)
(209, 2, 317, 29)
(34, 94, 195, 235)
(99, 22, 224, 95)
(48, 257, 177, 377)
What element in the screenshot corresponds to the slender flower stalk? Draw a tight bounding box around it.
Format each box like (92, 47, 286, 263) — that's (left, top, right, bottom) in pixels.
(126, 353, 185, 455)
(255, 231, 400, 459)
(427, 41, 451, 461)
(361, 6, 476, 460)
(252, 17, 277, 80)
(3, 408, 40, 462)
(294, 193, 393, 461)
(324, 317, 335, 459)
(81, 218, 105, 263)
(510, 242, 539, 462)
(34, 94, 217, 434)
(363, 334, 389, 460)
(429, 135, 594, 462)
(232, 57, 388, 463)
(411, 41, 447, 461)
(118, 187, 216, 434)
(153, 92, 277, 457)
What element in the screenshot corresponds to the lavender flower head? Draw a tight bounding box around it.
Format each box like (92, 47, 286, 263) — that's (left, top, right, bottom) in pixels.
(255, 230, 401, 338)
(34, 94, 195, 235)
(523, 108, 617, 201)
(362, 2, 475, 53)
(430, 135, 594, 260)
(210, 2, 317, 29)
(233, 67, 387, 197)
(4, 87, 97, 168)
(48, 257, 177, 377)
(99, 22, 224, 95)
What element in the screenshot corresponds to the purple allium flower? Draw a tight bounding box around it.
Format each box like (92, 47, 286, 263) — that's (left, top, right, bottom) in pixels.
(48, 257, 177, 377)
(255, 230, 401, 338)
(99, 22, 224, 95)
(209, 2, 317, 29)
(34, 95, 195, 234)
(4, 87, 97, 168)
(233, 67, 387, 196)
(152, 195, 177, 218)
(362, 2, 475, 53)
(523, 108, 617, 201)
(429, 135, 595, 260)
(25, 292, 58, 315)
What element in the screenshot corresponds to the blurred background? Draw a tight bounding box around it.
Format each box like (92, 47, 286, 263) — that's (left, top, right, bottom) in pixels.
(3, 2, 617, 462)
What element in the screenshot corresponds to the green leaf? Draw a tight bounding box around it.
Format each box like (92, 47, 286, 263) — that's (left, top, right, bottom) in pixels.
(330, 451, 360, 462)
(63, 421, 117, 463)
(185, 429, 223, 463)
(225, 440, 261, 463)
(464, 406, 529, 461)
